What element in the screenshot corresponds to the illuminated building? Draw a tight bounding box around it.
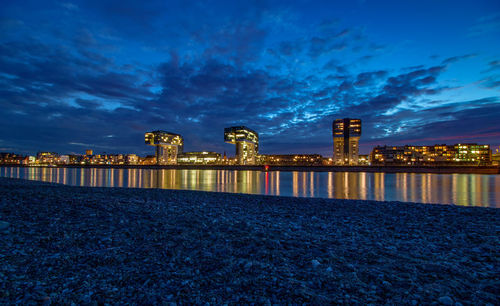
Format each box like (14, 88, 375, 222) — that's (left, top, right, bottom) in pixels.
(259, 154, 323, 166)
(371, 144, 491, 165)
(126, 154, 139, 165)
(333, 118, 361, 165)
(358, 154, 369, 165)
(85, 149, 93, 156)
(59, 155, 70, 164)
(0, 153, 27, 165)
(177, 152, 221, 164)
(140, 155, 157, 165)
(145, 130, 184, 165)
(36, 152, 59, 164)
(492, 146, 500, 165)
(224, 126, 259, 165)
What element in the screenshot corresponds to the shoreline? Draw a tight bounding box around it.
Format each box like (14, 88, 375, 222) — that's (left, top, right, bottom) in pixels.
(0, 177, 498, 304)
(2, 164, 499, 174)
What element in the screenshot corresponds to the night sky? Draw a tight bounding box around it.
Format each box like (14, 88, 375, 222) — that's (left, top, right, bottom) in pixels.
(1, 0, 499, 157)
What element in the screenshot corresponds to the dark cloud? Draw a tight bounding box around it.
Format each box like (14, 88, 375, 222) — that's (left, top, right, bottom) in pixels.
(479, 76, 500, 88)
(354, 70, 387, 87)
(308, 36, 347, 58)
(278, 41, 303, 56)
(441, 53, 476, 65)
(323, 59, 349, 74)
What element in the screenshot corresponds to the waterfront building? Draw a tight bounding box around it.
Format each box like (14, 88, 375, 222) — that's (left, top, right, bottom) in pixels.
(492, 146, 500, 165)
(28, 156, 36, 164)
(126, 154, 139, 165)
(358, 154, 369, 165)
(259, 154, 323, 166)
(91, 154, 106, 165)
(140, 155, 157, 165)
(59, 155, 70, 164)
(36, 152, 59, 164)
(145, 130, 184, 165)
(333, 118, 362, 165)
(370, 143, 491, 165)
(177, 152, 221, 164)
(0, 153, 27, 165)
(85, 149, 93, 156)
(224, 126, 259, 165)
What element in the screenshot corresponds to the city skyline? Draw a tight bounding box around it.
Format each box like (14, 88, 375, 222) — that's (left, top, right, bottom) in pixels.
(1, 1, 499, 156)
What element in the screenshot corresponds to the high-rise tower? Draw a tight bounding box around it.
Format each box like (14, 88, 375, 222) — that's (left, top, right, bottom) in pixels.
(145, 130, 183, 165)
(333, 118, 361, 165)
(224, 126, 259, 165)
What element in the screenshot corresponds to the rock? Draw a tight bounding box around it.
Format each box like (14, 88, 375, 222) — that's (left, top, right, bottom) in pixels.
(311, 259, 320, 268)
(244, 262, 253, 271)
(326, 266, 333, 273)
(438, 296, 453, 305)
(0, 221, 9, 231)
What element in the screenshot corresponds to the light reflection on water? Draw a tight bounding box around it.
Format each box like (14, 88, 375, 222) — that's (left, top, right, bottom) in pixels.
(1, 167, 499, 207)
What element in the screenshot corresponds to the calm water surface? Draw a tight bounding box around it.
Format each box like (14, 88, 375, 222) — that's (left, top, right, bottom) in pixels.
(1, 167, 499, 207)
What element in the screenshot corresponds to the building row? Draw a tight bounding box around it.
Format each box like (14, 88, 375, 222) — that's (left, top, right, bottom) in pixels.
(371, 144, 492, 165)
(1, 119, 496, 166)
(143, 120, 494, 166)
(0, 145, 495, 167)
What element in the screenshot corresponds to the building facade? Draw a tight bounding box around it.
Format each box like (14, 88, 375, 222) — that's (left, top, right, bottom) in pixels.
(370, 143, 491, 165)
(177, 152, 221, 164)
(36, 152, 59, 165)
(259, 154, 323, 166)
(145, 130, 184, 165)
(224, 126, 259, 165)
(333, 118, 361, 165)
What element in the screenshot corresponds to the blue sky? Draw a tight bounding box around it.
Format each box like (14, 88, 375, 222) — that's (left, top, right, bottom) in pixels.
(0, 0, 499, 156)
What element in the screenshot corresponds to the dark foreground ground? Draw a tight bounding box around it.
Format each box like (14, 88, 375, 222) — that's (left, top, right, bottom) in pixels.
(0, 178, 498, 305)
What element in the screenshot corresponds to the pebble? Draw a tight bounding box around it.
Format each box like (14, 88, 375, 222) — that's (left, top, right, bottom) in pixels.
(311, 259, 320, 268)
(0, 177, 498, 305)
(244, 262, 253, 271)
(0, 221, 10, 231)
(438, 296, 453, 305)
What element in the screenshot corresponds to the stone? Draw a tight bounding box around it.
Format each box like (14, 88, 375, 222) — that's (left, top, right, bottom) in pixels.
(311, 259, 320, 268)
(0, 221, 10, 231)
(438, 296, 453, 305)
(244, 262, 253, 271)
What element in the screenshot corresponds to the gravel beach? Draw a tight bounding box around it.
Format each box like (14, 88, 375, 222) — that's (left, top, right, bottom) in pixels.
(0, 177, 498, 305)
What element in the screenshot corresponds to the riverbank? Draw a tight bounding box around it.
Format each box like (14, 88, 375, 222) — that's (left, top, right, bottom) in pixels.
(0, 178, 498, 304)
(2, 164, 500, 174)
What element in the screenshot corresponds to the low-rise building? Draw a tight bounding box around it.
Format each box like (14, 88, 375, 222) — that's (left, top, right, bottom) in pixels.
(36, 152, 59, 164)
(259, 154, 323, 166)
(140, 155, 157, 165)
(358, 155, 369, 165)
(371, 143, 491, 165)
(177, 152, 221, 164)
(0, 153, 27, 165)
(126, 154, 139, 165)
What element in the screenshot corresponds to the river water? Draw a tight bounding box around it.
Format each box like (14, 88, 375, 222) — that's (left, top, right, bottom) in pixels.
(1, 167, 499, 207)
